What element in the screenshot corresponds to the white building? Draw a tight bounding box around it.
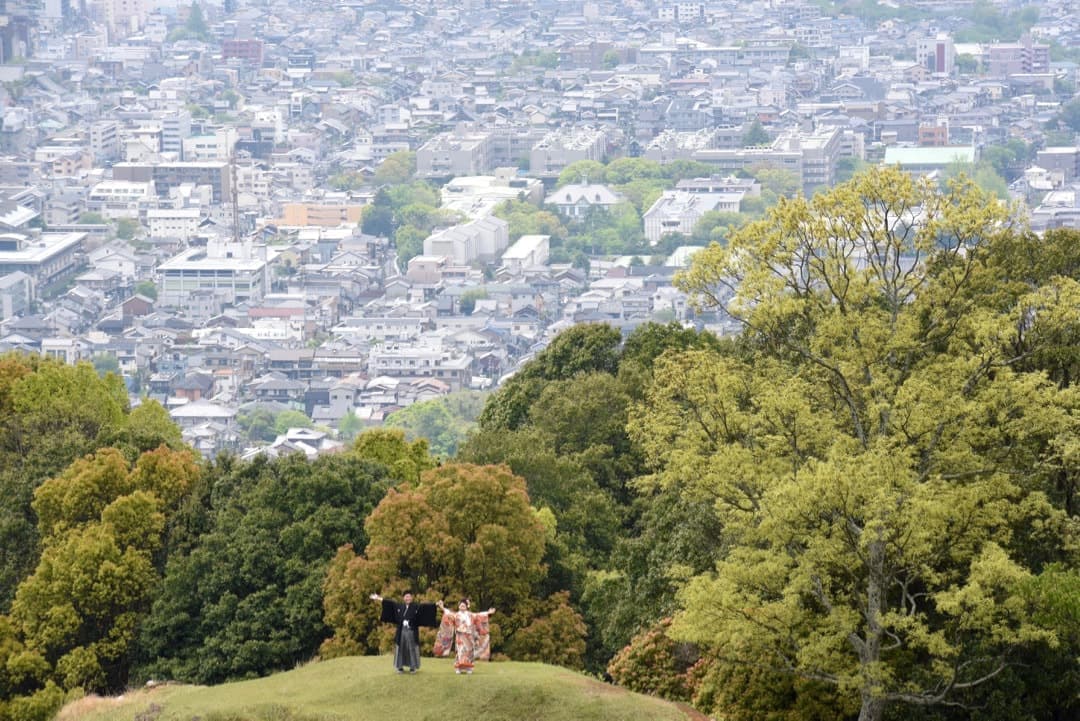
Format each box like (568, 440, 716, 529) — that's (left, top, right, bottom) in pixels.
(643, 191, 744, 243)
(88, 180, 156, 219)
(423, 216, 509, 265)
(157, 239, 269, 308)
(147, 208, 202, 240)
(544, 183, 623, 219)
(500, 234, 550, 275)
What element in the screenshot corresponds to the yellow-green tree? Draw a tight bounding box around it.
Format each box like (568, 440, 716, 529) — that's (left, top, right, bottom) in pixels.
(635, 167, 1078, 721)
(9, 446, 199, 698)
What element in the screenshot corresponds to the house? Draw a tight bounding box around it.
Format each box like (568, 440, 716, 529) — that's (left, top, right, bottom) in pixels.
(543, 183, 623, 219)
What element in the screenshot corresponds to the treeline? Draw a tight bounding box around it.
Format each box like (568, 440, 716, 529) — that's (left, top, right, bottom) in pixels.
(1, 168, 1079, 721)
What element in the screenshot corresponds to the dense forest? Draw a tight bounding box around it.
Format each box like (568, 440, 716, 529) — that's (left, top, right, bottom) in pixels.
(0, 167, 1077, 721)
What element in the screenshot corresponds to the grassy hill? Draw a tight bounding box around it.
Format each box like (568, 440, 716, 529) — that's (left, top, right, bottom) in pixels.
(57, 656, 703, 721)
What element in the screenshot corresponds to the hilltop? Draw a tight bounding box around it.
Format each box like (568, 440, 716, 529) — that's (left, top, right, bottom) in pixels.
(57, 656, 703, 721)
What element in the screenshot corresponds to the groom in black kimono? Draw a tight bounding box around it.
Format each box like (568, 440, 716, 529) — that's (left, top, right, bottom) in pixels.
(370, 592, 437, 673)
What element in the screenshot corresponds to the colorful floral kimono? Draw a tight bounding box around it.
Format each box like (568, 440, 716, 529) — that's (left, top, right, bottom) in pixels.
(434, 609, 491, 671)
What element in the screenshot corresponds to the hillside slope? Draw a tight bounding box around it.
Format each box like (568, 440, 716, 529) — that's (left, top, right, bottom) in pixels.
(58, 656, 701, 721)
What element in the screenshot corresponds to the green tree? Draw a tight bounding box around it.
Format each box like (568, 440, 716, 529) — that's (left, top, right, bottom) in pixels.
(359, 201, 393, 237)
(338, 410, 362, 442)
(115, 218, 139, 241)
(644, 167, 1077, 721)
(91, 353, 120, 378)
(184, 1, 208, 40)
(458, 289, 488, 316)
(134, 453, 388, 685)
(374, 151, 416, 185)
(740, 119, 771, 147)
(835, 156, 870, 184)
(0, 358, 129, 610)
(478, 323, 623, 432)
(384, 392, 486, 457)
(273, 410, 313, 435)
(557, 160, 606, 188)
(10, 447, 199, 694)
(1058, 97, 1080, 133)
(494, 200, 566, 241)
(351, 428, 434, 484)
(134, 280, 157, 300)
(236, 408, 276, 443)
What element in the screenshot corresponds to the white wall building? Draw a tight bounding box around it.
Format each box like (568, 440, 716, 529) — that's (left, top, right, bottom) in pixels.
(147, 208, 201, 239)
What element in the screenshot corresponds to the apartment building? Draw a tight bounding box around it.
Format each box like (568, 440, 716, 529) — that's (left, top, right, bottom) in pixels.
(87, 180, 156, 219)
(530, 127, 607, 178)
(147, 208, 201, 239)
(157, 240, 269, 308)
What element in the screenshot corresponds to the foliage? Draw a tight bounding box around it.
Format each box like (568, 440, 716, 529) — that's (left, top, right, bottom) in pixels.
(458, 289, 487, 316)
(954, 1, 1040, 43)
(351, 428, 435, 484)
(740, 119, 770, 147)
(91, 354, 119, 378)
(9, 446, 199, 697)
(114, 219, 139, 241)
(493, 200, 566, 242)
(273, 410, 313, 435)
(503, 591, 587, 669)
(606, 619, 697, 702)
(321, 463, 573, 664)
(134, 454, 389, 685)
(133, 280, 157, 300)
(0, 357, 131, 611)
(650, 166, 1078, 720)
(383, 392, 486, 457)
(1059, 97, 1080, 134)
(337, 411, 362, 442)
(374, 151, 416, 186)
(236, 408, 277, 444)
(477, 323, 622, 432)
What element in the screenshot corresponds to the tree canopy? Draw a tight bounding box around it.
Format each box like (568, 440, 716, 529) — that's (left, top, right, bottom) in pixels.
(635, 166, 1079, 721)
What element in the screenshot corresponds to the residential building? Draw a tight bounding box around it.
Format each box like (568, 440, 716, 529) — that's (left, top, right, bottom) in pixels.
(423, 216, 509, 265)
(147, 208, 202, 239)
(0, 232, 86, 291)
(157, 239, 269, 308)
(1036, 147, 1080, 184)
(501, 234, 549, 275)
(644, 191, 744, 243)
(530, 128, 607, 178)
(916, 35, 956, 75)
(280, 202, 365, 226)
(87, 180, 156, 219)
(544, 183, 623, 219)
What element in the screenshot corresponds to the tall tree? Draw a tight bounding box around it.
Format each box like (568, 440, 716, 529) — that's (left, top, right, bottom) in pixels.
(135, 453, 389, 685)
(637, 167, 1077, 721)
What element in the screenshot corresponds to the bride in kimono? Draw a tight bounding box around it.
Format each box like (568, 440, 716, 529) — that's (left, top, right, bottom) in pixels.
(434, 598, 495, 674)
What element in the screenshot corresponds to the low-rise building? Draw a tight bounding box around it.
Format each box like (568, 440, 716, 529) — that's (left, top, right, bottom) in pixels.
(501, 234, 550, 275)
(157, 240, 269, 309)
(0, 232, 86, 292)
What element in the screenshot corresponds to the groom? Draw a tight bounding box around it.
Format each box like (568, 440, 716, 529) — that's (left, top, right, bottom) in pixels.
(370, 592, 437, 673)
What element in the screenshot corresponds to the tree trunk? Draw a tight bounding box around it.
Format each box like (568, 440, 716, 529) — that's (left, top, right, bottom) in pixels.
(859, 537, 887, 721)
(859, 695, 885, 721)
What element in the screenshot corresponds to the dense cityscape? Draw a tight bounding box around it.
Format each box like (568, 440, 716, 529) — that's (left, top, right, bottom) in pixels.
(0, 0, 1077, 456)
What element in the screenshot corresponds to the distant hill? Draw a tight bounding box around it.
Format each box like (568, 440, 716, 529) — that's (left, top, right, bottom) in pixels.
(57, 656, 703, 721)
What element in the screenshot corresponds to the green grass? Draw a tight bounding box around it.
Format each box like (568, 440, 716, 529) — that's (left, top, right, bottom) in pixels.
(59, 657, 697, 721)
